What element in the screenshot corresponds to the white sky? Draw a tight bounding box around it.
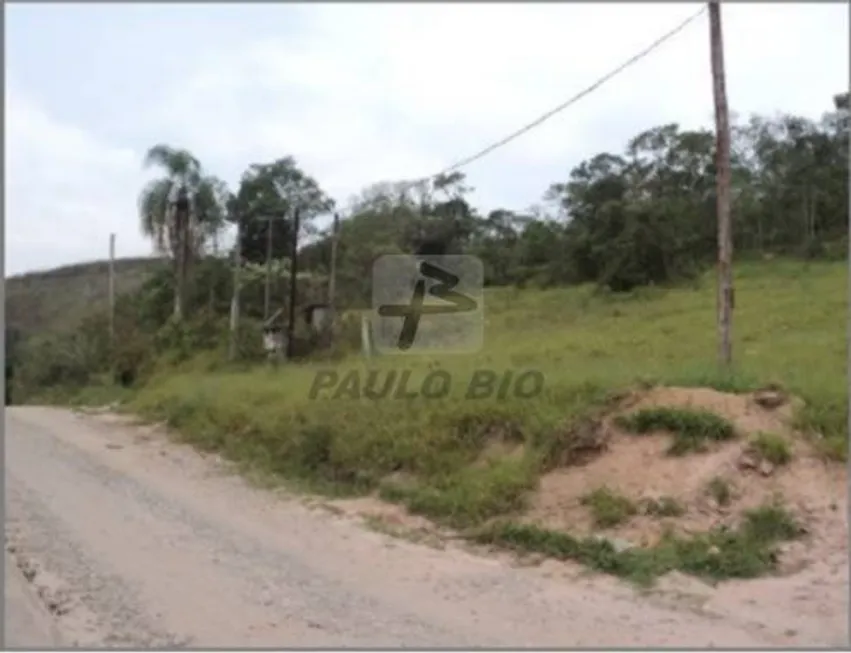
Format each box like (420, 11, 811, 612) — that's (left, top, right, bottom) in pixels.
(5, 2, 849, 275)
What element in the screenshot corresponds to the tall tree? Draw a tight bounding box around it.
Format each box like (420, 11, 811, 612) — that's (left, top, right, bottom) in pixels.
(230, 157, 335, 265)
(138, 144, 227, 320)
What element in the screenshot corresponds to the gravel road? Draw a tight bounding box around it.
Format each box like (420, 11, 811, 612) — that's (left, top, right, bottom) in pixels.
(5, 407, 848, 647)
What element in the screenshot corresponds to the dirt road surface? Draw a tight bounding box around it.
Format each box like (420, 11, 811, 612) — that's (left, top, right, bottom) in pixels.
(5, 407, 848, 647)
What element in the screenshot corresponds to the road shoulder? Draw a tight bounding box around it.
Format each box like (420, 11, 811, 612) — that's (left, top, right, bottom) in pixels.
(4, 552, 64, 648)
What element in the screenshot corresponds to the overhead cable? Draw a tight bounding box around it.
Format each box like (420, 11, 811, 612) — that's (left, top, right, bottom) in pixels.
(429, 6, 708, 181)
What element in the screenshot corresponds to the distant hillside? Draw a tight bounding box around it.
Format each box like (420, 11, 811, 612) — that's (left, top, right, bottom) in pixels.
(5, 257, 168, 337)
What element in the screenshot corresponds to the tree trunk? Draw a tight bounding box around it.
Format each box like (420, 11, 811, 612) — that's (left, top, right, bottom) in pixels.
(209, 232, 219, 313)
(173, 236, 183, 320)
(809, 186, 817, 242)
(286, 208, 300, 361)
(327, 213, 340, 337)
(184, 215, 193, 315)
(173, 211, 189, 321)
(264, 217, 273, 321)
(229, 219, 242, 362)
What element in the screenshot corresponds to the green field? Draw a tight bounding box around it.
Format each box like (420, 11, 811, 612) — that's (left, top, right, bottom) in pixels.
(128, 259, 846, 530)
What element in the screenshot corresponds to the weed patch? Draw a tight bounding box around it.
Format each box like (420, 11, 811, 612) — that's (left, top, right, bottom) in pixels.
(617, 406, 736, 455)
(379, 456, 539, 528)
(580, 487, 637, 528)
(741, 503, 802, 542)
(747, 432, 793, 466)
(471, 501, 802, 585)
(794, 396, 848, 461)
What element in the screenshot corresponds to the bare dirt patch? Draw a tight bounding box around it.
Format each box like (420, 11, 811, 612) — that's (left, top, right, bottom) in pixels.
(315, 386, 845, 580)
(524, 386, 846, 572)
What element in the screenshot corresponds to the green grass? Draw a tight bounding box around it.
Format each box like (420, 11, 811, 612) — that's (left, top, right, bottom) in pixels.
(581, 487, 637, 528)
(119, 260, 844, 564)
(378, 455, 540, 528)
(470, 501, 802, 586)
(616, 407, 737, 455)
(747, 432, 793, 466)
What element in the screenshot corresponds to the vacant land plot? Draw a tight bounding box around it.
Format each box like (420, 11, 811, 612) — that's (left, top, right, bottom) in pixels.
(120, 259, 846, 583)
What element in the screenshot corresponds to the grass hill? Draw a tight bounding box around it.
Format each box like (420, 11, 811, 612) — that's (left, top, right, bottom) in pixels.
(5, 257, 167, 337)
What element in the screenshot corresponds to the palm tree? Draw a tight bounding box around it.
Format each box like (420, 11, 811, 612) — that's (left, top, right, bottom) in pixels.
(138, 145, 228, 320)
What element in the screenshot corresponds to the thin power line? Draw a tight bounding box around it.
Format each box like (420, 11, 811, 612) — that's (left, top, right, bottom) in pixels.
(431, 6, 708, 180)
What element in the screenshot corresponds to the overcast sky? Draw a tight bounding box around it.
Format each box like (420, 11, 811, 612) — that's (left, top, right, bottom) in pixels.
(6, 2, 848, 275)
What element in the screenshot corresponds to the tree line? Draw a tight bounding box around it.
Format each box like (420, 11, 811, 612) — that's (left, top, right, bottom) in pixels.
(140, 91, 847, 318)
(8, 92, 847, 400)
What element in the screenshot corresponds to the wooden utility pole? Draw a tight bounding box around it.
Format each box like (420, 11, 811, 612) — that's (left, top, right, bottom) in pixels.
(286, 207, 301, 361)
(108, 233, 116, 347)
(228, 219, 242, 362)
(709, 0, 733, 368)
(328, 213, 340, 311)
(264, 215, 274, 321)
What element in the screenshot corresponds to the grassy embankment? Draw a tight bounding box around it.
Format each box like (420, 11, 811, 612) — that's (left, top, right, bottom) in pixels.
(119, 259, 845, 582)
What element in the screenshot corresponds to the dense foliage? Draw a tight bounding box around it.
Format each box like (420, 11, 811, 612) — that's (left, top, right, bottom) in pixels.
(304, 93, 848, 298)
